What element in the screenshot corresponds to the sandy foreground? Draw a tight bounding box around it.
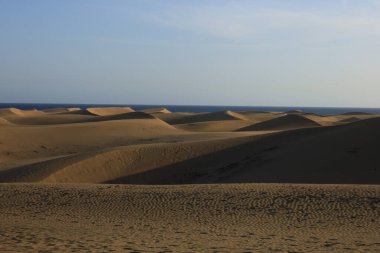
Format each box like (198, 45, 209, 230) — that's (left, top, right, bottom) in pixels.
(1, 183, 380, 253)
(0, 107, 380, 252)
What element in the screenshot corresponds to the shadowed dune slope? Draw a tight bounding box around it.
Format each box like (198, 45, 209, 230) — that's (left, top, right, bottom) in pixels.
(163, 110, 251, 125)
(237, 114, 321, 131)
(3, 117, 380, 184)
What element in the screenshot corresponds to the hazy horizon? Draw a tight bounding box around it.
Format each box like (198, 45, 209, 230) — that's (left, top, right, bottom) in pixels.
(1, 0, 380, 107)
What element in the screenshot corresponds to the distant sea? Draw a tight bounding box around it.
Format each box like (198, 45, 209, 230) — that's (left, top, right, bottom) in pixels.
(1, 103, 380, 115)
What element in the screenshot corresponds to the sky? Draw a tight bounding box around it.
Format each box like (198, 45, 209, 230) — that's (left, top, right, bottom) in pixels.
(1, 0, 380, 107)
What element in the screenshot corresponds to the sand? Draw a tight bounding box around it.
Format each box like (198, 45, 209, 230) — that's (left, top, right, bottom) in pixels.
(1, 183, 379, 252)
(0, 106, 379, 252)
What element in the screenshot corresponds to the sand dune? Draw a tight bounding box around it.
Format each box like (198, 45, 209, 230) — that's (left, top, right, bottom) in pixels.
(302, 114, 341, 126)
(94, 111, 156, 120)
(342, 111, 374, 115)
(4, 113, 97, 125)
(237, 114, 321, 131)
(5, 111, 157, 125)
(66, 107, 135, 116)
(0, 183, 379, 252)
(139, 107, 171, 114)
(118, 117, 380, 185)
(0, 115, 254, 171)
(11, 116, 377, 185)
(0, 136, 254, 183)
(175, 119, 256, 132)
(2, 109, 380, 185)
(3, 116, 380, 185)
(0, 118, 182, 169)
(86, 106, 134, 116)
(0, 108, 45, 117)
(1, 107, 380, 252)
(339, 116, 362, 123)
(285, 109, 304, 114)
(0, 117, 11, 125)
(163, 110, 251, 125)
(153, 111, 197, 122)
(42, 107, 81, 114)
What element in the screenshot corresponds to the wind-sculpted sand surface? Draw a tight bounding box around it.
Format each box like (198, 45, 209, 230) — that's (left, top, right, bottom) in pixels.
(1, 183, 380, 253)
(0, 107, 380, 252)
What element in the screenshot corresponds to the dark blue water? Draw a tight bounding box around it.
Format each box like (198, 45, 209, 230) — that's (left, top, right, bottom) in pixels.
(1, 103, 380, 115)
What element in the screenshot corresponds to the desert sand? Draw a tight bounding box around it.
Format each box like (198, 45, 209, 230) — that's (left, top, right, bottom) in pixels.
(0, 107, 379, 252)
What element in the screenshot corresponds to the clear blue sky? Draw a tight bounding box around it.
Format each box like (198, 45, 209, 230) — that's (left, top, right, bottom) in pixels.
(1, 0, 380, 107)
